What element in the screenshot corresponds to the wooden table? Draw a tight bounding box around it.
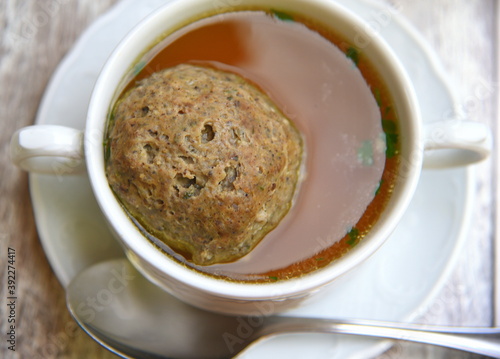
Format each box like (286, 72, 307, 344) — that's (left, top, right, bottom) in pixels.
(0, 1, 497, 358)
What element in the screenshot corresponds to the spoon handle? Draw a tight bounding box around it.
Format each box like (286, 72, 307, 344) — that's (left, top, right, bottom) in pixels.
(257, 317, 500, 357)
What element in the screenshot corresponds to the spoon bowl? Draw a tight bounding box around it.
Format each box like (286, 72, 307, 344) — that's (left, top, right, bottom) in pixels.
(66, 259, 500, 358)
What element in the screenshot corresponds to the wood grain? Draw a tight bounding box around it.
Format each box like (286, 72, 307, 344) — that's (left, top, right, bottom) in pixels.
(0, 1, 496, 358)
(1, 1, 120, 358)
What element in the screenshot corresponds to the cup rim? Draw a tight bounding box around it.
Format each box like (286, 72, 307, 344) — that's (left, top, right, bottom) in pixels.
(85, 0, 423, 300)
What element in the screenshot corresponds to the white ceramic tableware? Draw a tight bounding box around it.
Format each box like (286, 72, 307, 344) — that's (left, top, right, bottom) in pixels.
(10, 0, 491, 316)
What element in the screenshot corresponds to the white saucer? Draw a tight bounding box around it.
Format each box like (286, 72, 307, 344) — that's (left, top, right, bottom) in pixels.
(30, 0, 475, 358)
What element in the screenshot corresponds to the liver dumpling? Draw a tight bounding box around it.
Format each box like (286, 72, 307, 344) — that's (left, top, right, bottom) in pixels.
(106, 64, 303, 265)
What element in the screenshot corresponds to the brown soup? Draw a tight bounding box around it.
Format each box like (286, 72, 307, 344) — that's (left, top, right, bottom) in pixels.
(109, 10, 399, 282)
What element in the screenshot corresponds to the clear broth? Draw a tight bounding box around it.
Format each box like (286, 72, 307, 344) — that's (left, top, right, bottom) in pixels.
(116, 10, 399, 282)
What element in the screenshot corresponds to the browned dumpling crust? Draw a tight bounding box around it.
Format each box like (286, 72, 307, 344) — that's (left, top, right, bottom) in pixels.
(106, 64, 303, 265)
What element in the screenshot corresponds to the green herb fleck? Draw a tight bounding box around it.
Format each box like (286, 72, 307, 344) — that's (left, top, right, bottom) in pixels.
(315, 257, 325, 262)
(183, 191, 194, 200)
(271, 9, 294, 22)
(346, 227, 360, 247)
(346, 47, 360, 66)
(382, 119, 398, 158)
(373, 88, 382, 107)
(382, 119, 397, 134)
(269, 276, 279, 282)
(385, 133, 398, 158)
(375, 180, 383, 196)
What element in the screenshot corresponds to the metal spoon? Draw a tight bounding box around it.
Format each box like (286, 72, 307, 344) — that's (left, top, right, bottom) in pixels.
(66, 259, 500, 358)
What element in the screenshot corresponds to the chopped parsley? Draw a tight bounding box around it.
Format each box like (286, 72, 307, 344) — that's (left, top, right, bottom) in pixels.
(346, 47, 360, 66)
(346, 227, 360, 247)
(385, 134, 398, 158)
(373, 88, 382, 107)
(270, 9, 294, 22)
(375, 180, 383, 196)
(382, 119, 398, 158)
(382, 119, 397, 133)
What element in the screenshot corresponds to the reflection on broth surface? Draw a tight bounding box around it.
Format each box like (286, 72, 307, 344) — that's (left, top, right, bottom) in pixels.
(109, 11, 399, 282)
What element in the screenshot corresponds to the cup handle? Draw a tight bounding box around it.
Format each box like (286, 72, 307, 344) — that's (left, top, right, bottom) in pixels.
(422, 120, 492, 168)
(10, 125, 85, 175)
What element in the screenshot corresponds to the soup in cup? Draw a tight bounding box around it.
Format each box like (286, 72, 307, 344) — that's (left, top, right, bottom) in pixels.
(11, 0, 491, 315)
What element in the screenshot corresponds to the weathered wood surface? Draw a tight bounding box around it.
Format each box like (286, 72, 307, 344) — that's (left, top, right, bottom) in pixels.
(0, 1, 496, 358)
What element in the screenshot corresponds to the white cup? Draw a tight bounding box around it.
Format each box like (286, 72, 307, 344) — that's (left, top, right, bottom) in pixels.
(10, 0, 491, 315)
